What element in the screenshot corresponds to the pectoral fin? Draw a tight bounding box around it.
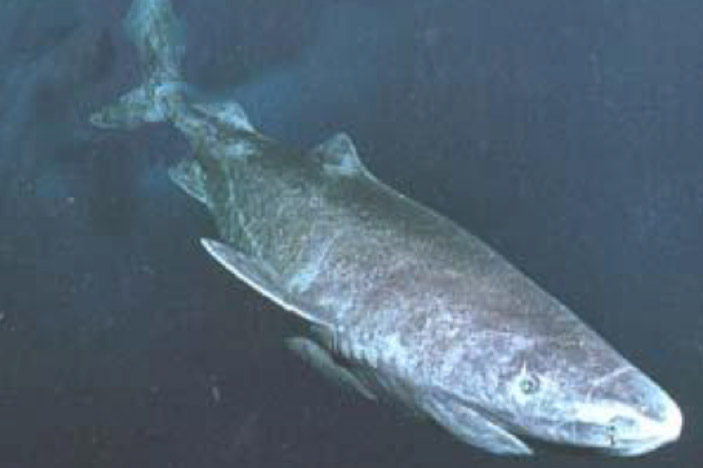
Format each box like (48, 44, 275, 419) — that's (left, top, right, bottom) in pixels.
(425, 388, 532, 456)
(201, 238, 333, 329)
(286, 337, 377, 400)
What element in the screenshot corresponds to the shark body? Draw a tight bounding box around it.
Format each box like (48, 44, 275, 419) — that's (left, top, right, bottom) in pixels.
(91, 0, 683, 456)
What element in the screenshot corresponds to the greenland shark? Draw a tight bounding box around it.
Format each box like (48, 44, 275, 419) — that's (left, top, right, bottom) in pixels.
(91, 0, 683, 456)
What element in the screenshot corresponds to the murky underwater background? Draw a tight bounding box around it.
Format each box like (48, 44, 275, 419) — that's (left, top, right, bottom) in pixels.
(1, 0, 702, 466)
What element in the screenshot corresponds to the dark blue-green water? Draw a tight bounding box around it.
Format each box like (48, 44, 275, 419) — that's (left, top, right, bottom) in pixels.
(0, 0, 701, 466)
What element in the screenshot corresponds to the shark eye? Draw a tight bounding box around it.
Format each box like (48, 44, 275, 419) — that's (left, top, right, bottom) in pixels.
(519, 374, 540, 395)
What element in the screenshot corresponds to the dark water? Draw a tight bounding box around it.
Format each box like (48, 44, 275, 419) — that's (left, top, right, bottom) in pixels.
(1, 0, 701, 466)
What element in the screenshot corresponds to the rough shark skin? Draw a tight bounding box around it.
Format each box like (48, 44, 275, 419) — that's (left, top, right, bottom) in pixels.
(91, 0, 683, 456)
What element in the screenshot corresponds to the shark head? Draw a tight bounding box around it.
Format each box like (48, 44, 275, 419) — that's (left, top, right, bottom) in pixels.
(450, 320, 683, 456)
(501, 346, 681, 456)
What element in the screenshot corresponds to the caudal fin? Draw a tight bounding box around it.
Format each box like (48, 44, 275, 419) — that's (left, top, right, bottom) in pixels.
(90, 0, 186, 130)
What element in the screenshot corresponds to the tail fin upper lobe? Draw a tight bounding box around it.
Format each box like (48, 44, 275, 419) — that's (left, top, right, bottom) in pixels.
(123, 0, 185, 83)
(90, 0, 186, 130)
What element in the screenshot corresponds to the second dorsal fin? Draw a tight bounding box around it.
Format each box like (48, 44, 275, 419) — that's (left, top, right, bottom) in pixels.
(192, 100, 254, 132)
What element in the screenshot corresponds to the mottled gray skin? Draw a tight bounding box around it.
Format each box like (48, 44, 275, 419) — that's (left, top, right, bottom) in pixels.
(91, 0, 683, 456)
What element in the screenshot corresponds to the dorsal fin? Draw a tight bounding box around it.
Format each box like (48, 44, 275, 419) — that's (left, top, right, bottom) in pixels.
(192, 100, 254, 131)
(312, 133, 375, 179)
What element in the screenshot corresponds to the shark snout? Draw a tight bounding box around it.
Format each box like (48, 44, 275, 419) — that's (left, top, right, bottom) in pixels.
(594, 369, 683, 455)
(640, 390, 683, 446)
